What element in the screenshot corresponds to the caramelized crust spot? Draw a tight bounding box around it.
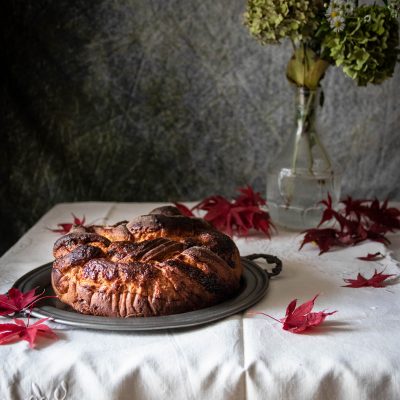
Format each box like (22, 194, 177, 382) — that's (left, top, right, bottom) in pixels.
(53, 232, 110, 257)
(54, 245, 105, 271)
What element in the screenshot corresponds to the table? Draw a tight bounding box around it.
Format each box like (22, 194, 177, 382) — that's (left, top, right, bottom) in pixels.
(1, 202, 400, 400)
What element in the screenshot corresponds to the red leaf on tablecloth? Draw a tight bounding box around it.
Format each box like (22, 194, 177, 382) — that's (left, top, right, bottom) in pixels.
(343, 269, 396, 288)
(0, 288, 54, 317)
(191, 186, 274, 237)
(0, 318, 57, 348)
(249, 294, 336, 333)
(49, 214, 85, 234)
(300, 196, 399, 254)
(252, 211, 274, 236)
(280, 295, 337, 333)
(357, 252, 385, 261)
(234, 185, 266, 207)
(299, 228, 343, 255)
(318, 193, 338, 227)
(174, 202, 195, 217)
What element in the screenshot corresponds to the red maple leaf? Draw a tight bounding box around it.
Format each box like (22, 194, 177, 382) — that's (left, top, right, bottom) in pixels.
(252, 210, 274, 236)
(174, 202, 195, 217)
(234, 185, 266, 207)
(342, 197, 400, 233)
(343, 269, 396, 288)
(299, 228, 341, 255)
(0, 318, 58, 348)
(49, 214, 85, 234)
(318, 193, 338, 227)
(249, 294, 336, 333)
(191, 187, 274, 237)
(300, 196, 399, 254)
(173, 187, 274, 237)
(0, 288, 54, 317)
(357, 252, 385, 261)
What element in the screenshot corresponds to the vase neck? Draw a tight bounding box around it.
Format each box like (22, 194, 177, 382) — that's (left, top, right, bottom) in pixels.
(289, 86, 332, 174)
(295, 87, 319, 138)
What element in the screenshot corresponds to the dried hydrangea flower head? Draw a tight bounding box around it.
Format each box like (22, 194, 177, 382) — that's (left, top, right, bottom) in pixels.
(244, 0, 400, 87)
(322, 5, 400, 85)
(388, 0, 400, 18)
(244, 0, 323, 44)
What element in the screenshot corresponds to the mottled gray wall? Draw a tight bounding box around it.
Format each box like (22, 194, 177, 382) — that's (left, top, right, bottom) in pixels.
(1, 0, 400, 254)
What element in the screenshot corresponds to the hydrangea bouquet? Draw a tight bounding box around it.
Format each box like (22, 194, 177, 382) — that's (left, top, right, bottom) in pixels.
(244, 0, 400, 230)
(245, 0, 400, 88)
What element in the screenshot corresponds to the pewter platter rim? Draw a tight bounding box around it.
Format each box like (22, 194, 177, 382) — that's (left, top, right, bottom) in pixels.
(13, 258, 269, 331)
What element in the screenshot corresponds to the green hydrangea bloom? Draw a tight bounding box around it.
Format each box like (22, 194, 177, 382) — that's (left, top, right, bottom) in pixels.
(244, 0, 321, 44)
(322, 5, 400, 86)
(388, 0, 400, 19)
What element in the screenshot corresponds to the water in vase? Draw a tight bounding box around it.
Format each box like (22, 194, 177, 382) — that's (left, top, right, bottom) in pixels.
(266, 167, 340, 230)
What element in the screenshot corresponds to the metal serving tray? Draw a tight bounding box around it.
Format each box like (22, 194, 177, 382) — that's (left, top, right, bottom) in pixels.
(12, 255, 281, 331)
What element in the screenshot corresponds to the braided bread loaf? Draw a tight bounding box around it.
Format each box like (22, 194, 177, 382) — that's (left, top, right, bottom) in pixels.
(51, 206, 243, 317)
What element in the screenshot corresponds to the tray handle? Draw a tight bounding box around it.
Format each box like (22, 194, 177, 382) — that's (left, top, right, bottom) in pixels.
(244, 253, 282, 278)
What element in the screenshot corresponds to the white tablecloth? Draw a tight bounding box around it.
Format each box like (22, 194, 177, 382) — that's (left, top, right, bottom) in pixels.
(1, 202, 400, 400)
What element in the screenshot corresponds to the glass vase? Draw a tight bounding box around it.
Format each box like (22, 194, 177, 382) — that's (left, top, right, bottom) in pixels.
(266, 86, 341, 230)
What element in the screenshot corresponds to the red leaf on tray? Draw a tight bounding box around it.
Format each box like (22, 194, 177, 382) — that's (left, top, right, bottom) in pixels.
(343, 269, 396, 288)
(249, 294, 336, 333)
(357, 252, 385, 261)
(190, 186, 274, 237)
(49, 214, 85, 234)
(0, 318, 58, 348)
(300, 195, 400, 254)
(0, 288, 54, 317)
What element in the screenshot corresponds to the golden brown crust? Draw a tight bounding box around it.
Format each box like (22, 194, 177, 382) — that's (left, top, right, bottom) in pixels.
(52, 206, 243, 317)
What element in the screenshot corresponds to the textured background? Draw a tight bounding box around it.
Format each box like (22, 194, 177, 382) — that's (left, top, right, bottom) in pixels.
(1, 0, 400, 254)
